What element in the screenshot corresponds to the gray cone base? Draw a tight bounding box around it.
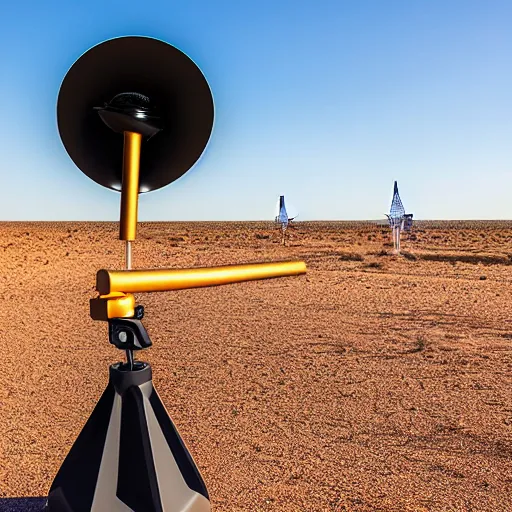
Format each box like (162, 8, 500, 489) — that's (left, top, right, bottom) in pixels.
(46, 364, 210, 512)
(92, 382, 209, 511)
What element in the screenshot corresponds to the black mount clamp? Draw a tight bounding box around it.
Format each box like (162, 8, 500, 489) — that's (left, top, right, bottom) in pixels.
(108, 305, 151, 370)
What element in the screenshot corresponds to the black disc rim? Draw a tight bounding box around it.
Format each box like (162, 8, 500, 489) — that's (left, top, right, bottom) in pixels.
(57, 36, 215, 193)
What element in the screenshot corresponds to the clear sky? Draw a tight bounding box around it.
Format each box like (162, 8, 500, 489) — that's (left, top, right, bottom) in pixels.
(1, 0, 511, 221)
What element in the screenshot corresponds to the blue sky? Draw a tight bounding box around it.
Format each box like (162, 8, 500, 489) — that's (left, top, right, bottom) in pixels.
(1, 0, 511, 220)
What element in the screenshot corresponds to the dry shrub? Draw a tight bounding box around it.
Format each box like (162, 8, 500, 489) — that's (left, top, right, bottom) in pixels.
(415, 252, 511, 266)
(364, 261, 383, 269)
(338, 252, 364, 262)
(402, 252, 418, 261)
(369, 249, 389, 257)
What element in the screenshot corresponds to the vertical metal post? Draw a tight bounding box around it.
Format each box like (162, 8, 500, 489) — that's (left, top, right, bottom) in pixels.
(125, 240, 132, 270)
(120, 131, 142, 242)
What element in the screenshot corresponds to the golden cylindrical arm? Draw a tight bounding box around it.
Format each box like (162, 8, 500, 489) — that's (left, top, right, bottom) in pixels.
(96, 260, 307, 295)
(120, 131, 142, 241)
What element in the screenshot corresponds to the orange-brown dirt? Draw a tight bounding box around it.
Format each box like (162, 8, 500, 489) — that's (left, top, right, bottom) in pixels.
(1, 221, 511, 511)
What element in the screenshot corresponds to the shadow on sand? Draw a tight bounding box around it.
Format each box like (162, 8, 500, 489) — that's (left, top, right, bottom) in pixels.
(0, 497, 46, 511)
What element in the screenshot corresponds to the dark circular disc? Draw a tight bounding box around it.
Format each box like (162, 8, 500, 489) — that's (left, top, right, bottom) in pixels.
(57, 36, 214, 193)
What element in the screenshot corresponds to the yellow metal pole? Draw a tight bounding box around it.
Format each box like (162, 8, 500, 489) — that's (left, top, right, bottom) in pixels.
(120, 131, 142, 241)
(96, 260, 307, 295)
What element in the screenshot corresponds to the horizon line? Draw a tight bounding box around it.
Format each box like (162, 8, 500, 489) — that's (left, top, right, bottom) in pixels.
(1, 219, 512, 224)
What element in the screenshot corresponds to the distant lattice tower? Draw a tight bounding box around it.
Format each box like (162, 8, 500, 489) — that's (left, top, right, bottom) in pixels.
(386, 181, 406, 254)
(275, 195, 291, 245)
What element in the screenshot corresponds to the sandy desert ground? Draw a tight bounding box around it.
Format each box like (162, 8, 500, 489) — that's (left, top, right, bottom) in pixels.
(0, 220, 511, 511)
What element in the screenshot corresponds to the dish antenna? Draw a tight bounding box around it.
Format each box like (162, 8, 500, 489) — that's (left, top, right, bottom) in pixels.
(45, 36, 307, 512)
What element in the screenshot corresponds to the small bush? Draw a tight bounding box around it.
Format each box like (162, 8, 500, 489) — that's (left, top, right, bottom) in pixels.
(404, 336, 427, 354)
(402, 252, 417, 261)
(338, 252, 364, 262)
(419, 253, 508, 265)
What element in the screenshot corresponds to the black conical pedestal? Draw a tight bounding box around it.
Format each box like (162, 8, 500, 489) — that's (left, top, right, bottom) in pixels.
(45, 363, 209, 512)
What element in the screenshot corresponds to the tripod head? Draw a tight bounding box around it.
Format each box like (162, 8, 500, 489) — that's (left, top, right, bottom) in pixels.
(95, 261, 306, 368)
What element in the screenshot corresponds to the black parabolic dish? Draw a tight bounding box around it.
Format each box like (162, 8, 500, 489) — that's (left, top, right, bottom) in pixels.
(57, 36, 215, 193)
